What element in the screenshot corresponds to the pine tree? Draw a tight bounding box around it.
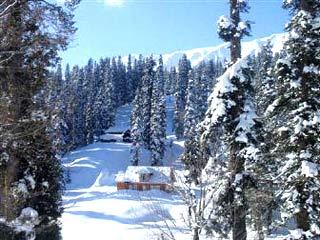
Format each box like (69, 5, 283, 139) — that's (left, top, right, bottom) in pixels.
(52, 65, 69, 155)
(182, 69, 204, 182)
(93, 61, 104, 137)
(84, 59, 95, 144)
(251, 41, 277, 116)
(79, 67, 88, 146)
(103, 58, 116, 130)
(174, 54, 191, 139)
(268, 0, 320, 237)
(117, 56, 128, 105)
(126, 54, 136, 102)
(131, 83, 143, 166)
(199, 1, 261, 239)
(197, 62, 215, 120)
(64, 63, 76, 151)
(132, 54, 144, 95)
(0, 0, 78, 238)
(141, 57, 156, 149)
(164, 67, 177, 96)
(182, 60, 223, 183)
(110, 57, 120, 108)
(244, 42, 280, 239)
(150, 56, 166, 166)
(70, 66, 86, 147)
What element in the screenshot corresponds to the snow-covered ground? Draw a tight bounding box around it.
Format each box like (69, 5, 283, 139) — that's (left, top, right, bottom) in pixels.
(105, 104, 132, 133)
(61, 97, 188, 240)
(61, 142, 187, 240)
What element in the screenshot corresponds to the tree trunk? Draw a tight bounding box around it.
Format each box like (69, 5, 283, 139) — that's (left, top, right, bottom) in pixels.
(193, 227, 200, 240)
(230, 147, 247, 240)
(229, 1, 246, 238)
(295, 0, 311, 230)
(230, 0, 241, 63)
(295, 208, 310, 232)
(233, 204, 247, 240)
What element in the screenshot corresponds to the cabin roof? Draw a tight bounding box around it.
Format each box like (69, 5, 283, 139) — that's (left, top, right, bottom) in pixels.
(115, 166, 173, 184)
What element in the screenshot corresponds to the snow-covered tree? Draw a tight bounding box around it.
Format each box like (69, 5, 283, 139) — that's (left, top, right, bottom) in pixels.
(165, 67, 177, 96)
(267, 0, 320, 237)
(0, 0, 79, 238)
(182, 60, 223, 183)
(182, 70, 205, 183)
(243, 42, 281, 238)
(174, 54, 191, 139)
(132, 55, 144, 96)
(52, 65, 70, 154)
(249, 41, 278, 116)
(199, 1, 262, 239)
(82, 59, 94, 144)
(126, 55, 136, 102)
(70, 66, 86, 147)
(102, 58, 116, 130)
(141, 57, 156, 149)
(131, 82, 144, 166)
(150, 56, 166, 166)
(116, 56, 128, 105)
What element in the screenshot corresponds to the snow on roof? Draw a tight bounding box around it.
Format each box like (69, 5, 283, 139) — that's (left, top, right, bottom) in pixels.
(116, 166, 174, 184)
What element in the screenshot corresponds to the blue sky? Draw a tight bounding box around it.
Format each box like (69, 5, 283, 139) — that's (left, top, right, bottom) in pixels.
(60, 0, 289, 67)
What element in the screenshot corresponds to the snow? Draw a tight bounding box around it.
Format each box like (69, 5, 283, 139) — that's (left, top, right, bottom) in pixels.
(116, 166, 173, 183)
(17, 181, 29, 195)
(218, 15, 233, 29)
(201, 58, 248, 132)
(234, 173, 243, 184)
(235, 100, 258, 144)
(162, 33, 287, 68)
(121, 33, 287, 69)
(265, 98, 280, 115)
(61, 96, 187, 240)
(18, 208, 39, 224)
(301, 161, 319, 177)
(2, 207, 40, 240)
(106, 104, 132, 133)
(238, 21, 248, 31)
(303, 65, 320, 74)
(25, 175, 36, 190)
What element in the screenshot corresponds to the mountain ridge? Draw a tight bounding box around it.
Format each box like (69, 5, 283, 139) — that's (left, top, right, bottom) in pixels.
(161, 33, 287, 68)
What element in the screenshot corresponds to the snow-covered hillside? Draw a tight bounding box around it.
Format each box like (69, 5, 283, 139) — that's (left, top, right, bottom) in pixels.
(162, 33, 286, 68)
(61, 99, 187, 240)
(122, 33, 286, 68)
(60, 33, 290, 239)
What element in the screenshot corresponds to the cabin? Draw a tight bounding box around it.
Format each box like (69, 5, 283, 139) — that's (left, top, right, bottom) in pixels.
(115, 166, 175, 192)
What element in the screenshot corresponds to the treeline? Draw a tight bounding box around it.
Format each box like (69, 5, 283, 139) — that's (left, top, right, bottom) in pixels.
(48, 55, 143, 154)
(130, 54, 223, 166)
(50, 51, 223, 161)
(180, 0, 320, 240)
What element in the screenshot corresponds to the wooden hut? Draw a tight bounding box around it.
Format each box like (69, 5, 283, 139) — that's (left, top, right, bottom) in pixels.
(115, 166, 175, 192)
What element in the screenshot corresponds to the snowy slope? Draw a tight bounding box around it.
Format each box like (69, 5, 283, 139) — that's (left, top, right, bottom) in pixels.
(162, 33, 286, 68)
(61, 97, 187, 240)
(121, 33, 286, 68)
(62, 141, 187, 240)
(105, 104, 132, 133)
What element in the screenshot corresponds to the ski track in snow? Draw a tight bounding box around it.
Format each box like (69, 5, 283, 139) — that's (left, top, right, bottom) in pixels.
(61, 99, 188, 240)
